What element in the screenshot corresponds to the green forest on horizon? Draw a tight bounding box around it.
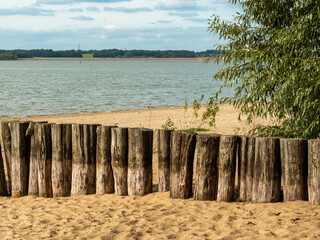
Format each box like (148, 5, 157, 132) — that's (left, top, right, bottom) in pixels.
(0, 49, 220, 60)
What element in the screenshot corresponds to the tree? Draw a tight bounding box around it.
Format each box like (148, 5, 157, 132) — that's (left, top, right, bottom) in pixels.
(208, 0, 320, 138)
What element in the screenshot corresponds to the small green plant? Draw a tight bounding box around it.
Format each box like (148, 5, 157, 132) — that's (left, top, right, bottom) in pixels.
(203, 97, 219, 128)
(161, 118, 177, 130)
(162, 95, 219, 132)
(184, 94, 219, 130)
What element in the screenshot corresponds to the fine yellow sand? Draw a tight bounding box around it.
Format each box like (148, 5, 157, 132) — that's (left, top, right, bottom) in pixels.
(0, 105, 319, 240)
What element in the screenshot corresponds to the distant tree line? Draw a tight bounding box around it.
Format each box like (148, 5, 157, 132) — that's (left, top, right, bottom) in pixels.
(0, 49, 220, 59)
(0, 52, 18, 60)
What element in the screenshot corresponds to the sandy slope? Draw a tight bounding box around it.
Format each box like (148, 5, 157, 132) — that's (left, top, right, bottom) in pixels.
(0, 105, 319, 240)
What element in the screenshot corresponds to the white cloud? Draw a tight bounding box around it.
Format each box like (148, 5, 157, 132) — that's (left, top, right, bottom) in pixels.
(0, 0, 240, 49)
(104, 24, 117, 30)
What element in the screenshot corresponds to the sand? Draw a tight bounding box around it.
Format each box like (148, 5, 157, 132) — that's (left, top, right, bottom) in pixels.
(0, 104, 319, 240)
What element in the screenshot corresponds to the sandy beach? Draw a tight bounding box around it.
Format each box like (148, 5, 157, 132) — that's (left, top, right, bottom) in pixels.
(0, 104, 319, 240)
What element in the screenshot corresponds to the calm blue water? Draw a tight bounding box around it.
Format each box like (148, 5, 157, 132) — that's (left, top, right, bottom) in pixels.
(0, 60, 230, 118)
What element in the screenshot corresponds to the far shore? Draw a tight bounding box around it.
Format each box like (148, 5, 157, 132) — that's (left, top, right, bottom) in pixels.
(18, 57, 208, 62)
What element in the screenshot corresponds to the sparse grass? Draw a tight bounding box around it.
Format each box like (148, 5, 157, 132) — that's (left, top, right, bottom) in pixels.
(161, 95, 219, 132)
(82, 54, 94, 58)
(182, 128, 210, 132)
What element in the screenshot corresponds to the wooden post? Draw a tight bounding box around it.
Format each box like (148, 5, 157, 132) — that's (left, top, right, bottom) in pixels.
(280, 138, 308, 201)
(51, 124, 72, 197)
(238, 136, 255, 202)
(1, 121, 12, 195)
(194, 134, 220, 201)
(71, 124, 99, 195)
(35, 123, 53, 198)
(27, 122, 38, 196)
(111, 127, 128, 196)
(128, 128, 153, 196)
(27, 121, 47, 196)
(252, 137, 281, 203)
(308, 139, 320, 204)
(96, 126, 116, 195)
(10, 121, 31, 198)
(170, 131, 196, 199)
(217, 135, 238, 202)
(0, 141, 7, 195)
(157, 129, 172, 192)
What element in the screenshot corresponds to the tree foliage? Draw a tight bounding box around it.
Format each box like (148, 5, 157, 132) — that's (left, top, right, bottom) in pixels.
(208, 0, 320, 139)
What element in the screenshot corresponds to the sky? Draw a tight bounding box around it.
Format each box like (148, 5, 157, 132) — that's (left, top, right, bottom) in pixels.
(0, 0, 239, 51)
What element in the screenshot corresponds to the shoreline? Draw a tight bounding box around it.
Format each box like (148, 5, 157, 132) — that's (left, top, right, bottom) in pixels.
(18, 57, 207, 62)
(0, 104, 271, 136)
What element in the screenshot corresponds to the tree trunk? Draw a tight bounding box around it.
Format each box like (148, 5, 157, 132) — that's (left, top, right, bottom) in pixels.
(111, 127, 128, 196)
(10, 121, 31, 198)
(96, 126, 115, 195)
(170, 131, 196, 199)
(308, 139, 320, 204)
(51, 124, 72, 197)
(35, 123, 53, 198)
(1, 121, 12, 195)
(280, 138, 308, 201)
(0, 141, 7, 196)
(217, 135, 238, 202)
(238, 136, 255, 202)
(252, 137, 281, 203)
(71, 124, 99, 195)
(157, 129, 172, 192)
(194, 134, 220, 201)
(128, 128, 153, 196)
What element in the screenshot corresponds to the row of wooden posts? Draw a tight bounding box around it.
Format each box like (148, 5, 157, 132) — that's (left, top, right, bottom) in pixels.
(0, 121, 320, 204)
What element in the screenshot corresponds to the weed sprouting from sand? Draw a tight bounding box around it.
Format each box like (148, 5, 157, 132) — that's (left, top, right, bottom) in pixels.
(183, 95, 219, 131)
(162, 118, 177, 130)
(162, 95, 219, 132)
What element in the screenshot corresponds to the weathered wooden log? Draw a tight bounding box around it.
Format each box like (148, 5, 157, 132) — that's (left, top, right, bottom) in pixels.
(10, 121, 31, 198)
(1, 121, 12, 195)
(71, 124, 99, 195)
(27, 122, 39, 196)
(35, 123, 53, 198)
(251, 137, 281, 203)
(238, 136, 255, 202)
(128, 128, 153, 196)
(157, 129, 172, 192)
(27, 121, 47, 196)
(111, 127, 128, 196)
(280, 138, 308, 202)
(170, 131, 196, 199)
(51, 124, 72, 197)
(0, 142, 7, 196)
(96, 126, 116, 195)
(217, 135, 238, 202)
(308, 139, 320, 204)
(194, 134, 220, 201)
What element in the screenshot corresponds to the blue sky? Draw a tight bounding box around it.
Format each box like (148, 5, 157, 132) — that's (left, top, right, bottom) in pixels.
(0, 0, 239, 51)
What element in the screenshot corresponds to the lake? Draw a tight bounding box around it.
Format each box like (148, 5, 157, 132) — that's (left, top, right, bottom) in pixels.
(0, 60, 229, 118)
